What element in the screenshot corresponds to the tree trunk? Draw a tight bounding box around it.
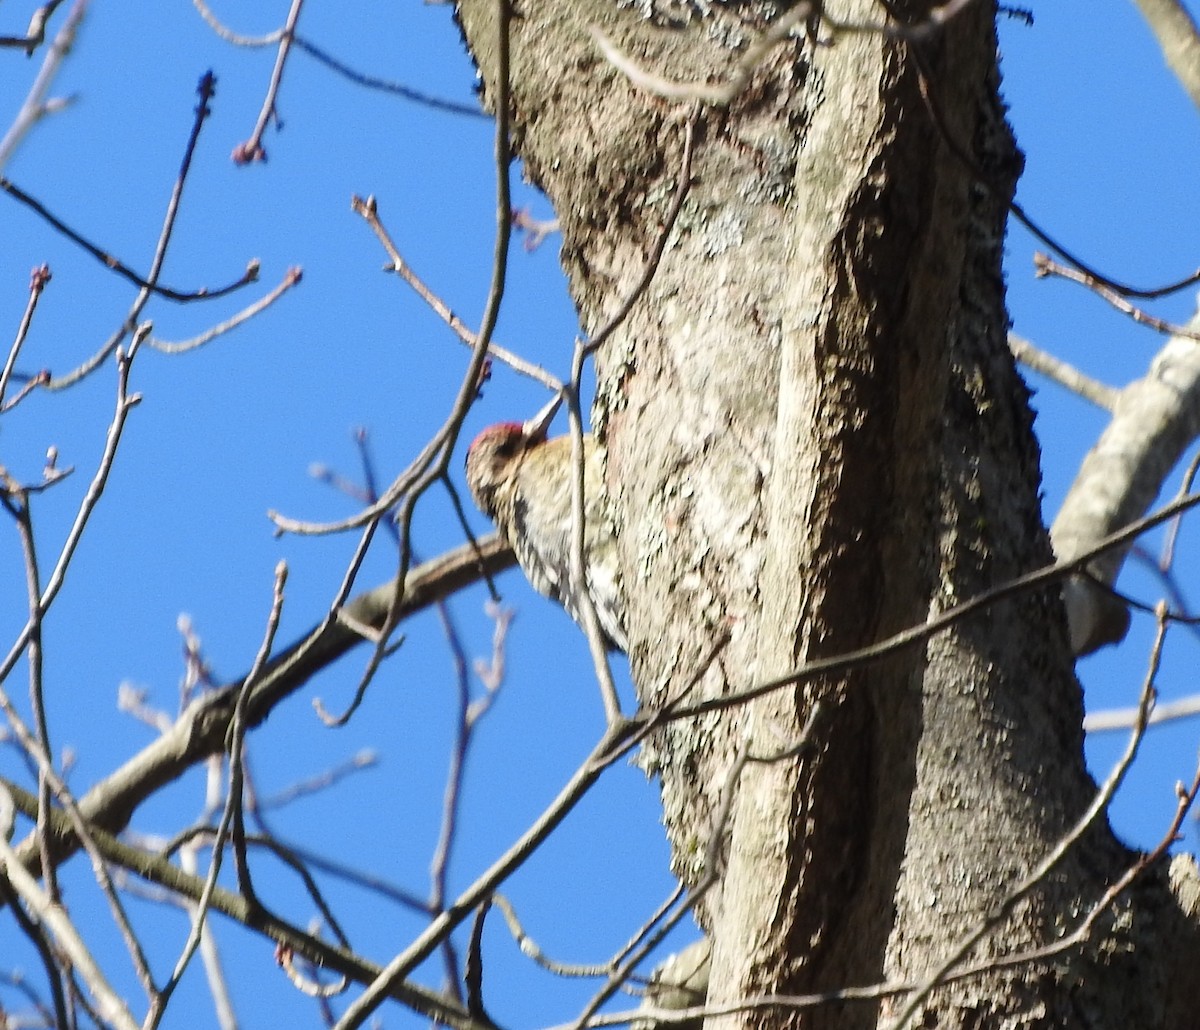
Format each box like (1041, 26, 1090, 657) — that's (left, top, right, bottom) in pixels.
(453, 1, 1200, 1025)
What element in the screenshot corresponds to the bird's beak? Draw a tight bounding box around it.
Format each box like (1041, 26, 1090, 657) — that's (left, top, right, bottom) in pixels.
(522, 393, 563, 442)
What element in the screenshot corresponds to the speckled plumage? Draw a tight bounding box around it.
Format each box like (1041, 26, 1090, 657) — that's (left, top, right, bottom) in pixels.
(465, 421, 627, 651)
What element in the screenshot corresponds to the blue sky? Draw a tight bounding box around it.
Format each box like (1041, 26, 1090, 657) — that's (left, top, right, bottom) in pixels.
(1, 2, 1198, 1026)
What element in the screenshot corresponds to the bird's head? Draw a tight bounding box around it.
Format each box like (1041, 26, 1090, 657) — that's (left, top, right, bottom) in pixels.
(465, 394, 562, 517)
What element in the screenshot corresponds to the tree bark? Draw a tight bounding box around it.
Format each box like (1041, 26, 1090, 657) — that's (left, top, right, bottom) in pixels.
(454, 1, 1200, 1025)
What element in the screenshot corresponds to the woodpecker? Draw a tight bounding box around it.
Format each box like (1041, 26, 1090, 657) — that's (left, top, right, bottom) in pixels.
(465, 398, 627, 651)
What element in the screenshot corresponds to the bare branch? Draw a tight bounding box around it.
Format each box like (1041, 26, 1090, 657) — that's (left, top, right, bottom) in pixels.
(1085, 690, 1200, 732)
(232, 0, 303, 164)
(351, 194, 561, 391)
(1051, 307, 1200, 653)
(293, 35, 488, 118)
(0, 779, 490, 1030)
(1035, 252, 1200, 341)
(46, 72, 261, 391)
(1, 330, 145, 691)
(0, 179, 258, 308)
(191, 0, 283, 46)
(0, 0, 83, 168)
(146, 267, 303, 354)
(0, 0, 67, 51)
(1008, 332, 1119, 412)
(5, 535, 513, 879)
(0, 788, 138, 1030)
(669, 489, 1200, 722)
(1131, 0, 1200, 110)
(0, 264, 52, 410)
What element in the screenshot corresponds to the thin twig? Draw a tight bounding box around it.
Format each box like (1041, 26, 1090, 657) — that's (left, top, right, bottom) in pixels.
(0, 957, 60, 1029)
(279, 943, 349, 999)
(179, 844, 238, 1030)
(512, 207, 560, 251)
(47, 72, 248, 391)
(1008, 332, 1120, 412)
(146, 266, 303, 354)
(0, 0, 83, 168)
(0, 369, 50, 412)
(0, 264, 51, 409)
(0, 788, 138, 1030)
(257, 750, 378, 810)
(154, 563, 290, 1024)
(191, 0, 283, 46)
(822, 0, 985, 42)
(0, 778, 489, 1029)
(0, 0, 67, 51)
(13, 488, 56, 907)
(0, 178, 258, 307)
(568, 882, 707, 1030)
(294, 36, 488, 118)
(664, 490, 1200, 724)
(464, 897, 490, 1018)
(351, 194, 560, 391)
(907, 42, 1200, 301)
(428, 593, 486, 998)
(244, 834, 429, 913)
(1035, 252, 1200, 341)
(1084, 690, 1200, 732)
(564, 364, 622, 722)
(228, 564, 290, 903)
(1159, 446, 1200, 572)
(233, 0, 304, 163)
(0, 881, 68, 1029)
(492, 893, 630, 978)
(583, 109, 697, 355)
(177, 820, 358, 958)
(0, 329, 145, 697)
(331, 717, 636, 1030)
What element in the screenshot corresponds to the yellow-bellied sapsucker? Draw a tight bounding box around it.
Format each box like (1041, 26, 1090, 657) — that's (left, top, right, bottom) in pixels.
(465, 399, 627, 651)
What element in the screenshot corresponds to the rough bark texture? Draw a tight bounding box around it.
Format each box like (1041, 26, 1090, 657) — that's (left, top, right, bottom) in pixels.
(455, 1, 1200, 1025)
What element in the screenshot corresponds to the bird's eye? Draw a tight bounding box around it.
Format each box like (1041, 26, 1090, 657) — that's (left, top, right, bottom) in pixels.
(495, 437, 520, 458)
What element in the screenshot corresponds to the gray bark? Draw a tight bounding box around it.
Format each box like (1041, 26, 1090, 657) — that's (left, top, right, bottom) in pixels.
(454, 1, 1200, 1025)
(1050, 309, 1200, 654)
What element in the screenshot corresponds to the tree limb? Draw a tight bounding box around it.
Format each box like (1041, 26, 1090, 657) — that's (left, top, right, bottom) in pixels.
(9, 534, 513, 878)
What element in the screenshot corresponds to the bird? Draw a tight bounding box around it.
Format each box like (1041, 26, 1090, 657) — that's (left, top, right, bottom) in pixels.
(464, 397, 627, 651)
